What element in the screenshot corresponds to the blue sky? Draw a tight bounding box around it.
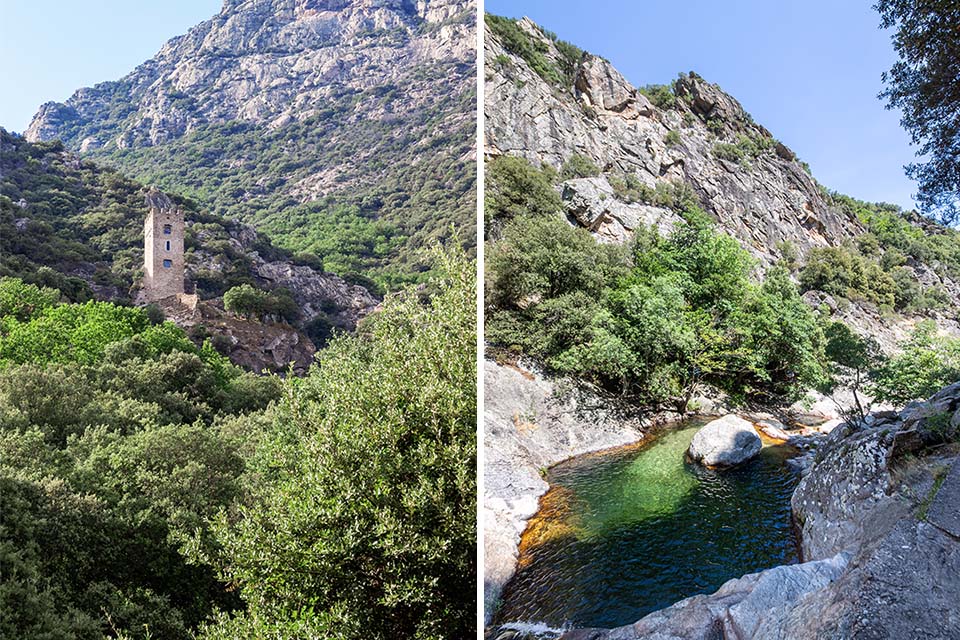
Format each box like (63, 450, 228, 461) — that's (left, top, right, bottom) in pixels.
(0, 0, 220, 134)
(486, 0, 917, 209)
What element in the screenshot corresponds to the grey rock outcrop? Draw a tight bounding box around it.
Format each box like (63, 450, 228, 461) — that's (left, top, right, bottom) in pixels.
(186, 219, 378, 331)
(27, 0, 475, 150)
(155, 294, 316, 373)
(686, 414, 762, 468)
(562, 177, 679, 242)
(484, 19, 862, 267)
(562, 553, 849, 640)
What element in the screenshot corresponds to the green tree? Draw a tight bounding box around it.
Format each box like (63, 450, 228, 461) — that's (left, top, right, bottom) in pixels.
(736, 266, 827, 401)
(0, 278, 60, 321)
(200, 248, 477, 640)
(872, 321, 960, 405)
(484, 155, 562, 227)
(222, 283, 269, 318)
(822, 321, 882, 421)
(877, 0, 960, 224)
(486, 210, 825, 408)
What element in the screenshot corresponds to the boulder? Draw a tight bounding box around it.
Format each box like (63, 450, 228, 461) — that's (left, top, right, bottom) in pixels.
(560, 553, 849, 640)
(687, 414, 762, 468)
(561, 176, 679, 243)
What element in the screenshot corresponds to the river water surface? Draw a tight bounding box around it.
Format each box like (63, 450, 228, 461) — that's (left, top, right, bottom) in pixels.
(493, 420, 801, 631)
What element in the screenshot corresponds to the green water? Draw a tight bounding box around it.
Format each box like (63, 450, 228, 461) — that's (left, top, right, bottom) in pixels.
(494, 421, 801, 631)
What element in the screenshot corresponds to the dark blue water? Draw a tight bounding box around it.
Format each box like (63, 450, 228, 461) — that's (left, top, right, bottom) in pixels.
(493, 421, 801, 631)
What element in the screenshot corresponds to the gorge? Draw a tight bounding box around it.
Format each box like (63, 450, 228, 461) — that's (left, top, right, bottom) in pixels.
(483, 13, 960, 639)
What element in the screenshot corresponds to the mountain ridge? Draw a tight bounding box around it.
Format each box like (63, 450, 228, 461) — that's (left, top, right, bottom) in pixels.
(25, 0, 477, 286)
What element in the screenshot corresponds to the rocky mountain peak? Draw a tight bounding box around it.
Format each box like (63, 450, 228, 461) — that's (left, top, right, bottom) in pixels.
(20, 0, 476, 285)
(25, 0, 474, 150)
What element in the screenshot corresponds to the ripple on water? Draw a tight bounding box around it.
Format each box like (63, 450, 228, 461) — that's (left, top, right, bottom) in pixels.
(493, 420, 802, 631)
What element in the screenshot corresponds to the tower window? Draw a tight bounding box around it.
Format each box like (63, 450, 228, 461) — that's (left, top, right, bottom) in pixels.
(163, 224, 172, 235)
(163, 259, 172, 268)
(165, 240, 171, 251)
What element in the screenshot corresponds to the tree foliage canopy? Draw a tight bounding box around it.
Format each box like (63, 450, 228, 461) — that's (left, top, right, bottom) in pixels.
(201, 248, 477, 639)
(0, 247, 476, 639)
(877, 0, 960, 223)
(486, 201, 827, 408)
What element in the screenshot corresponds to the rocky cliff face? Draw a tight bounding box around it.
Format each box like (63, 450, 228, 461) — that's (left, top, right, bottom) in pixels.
(484, 16, 960, 350)
(27, 0, 473, 150)
(485, 18, 859, 266)
(188, 218, 378, 331)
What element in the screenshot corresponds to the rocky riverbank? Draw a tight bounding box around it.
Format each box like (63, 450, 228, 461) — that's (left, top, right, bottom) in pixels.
(485, 358, 656, 622)
(484, 356, 841, 629)
(559, 382, 960, 640)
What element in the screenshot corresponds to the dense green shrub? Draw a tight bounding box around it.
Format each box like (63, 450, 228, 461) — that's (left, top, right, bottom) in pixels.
(200, 248, 477, 639)
(608, 176, 700, 212)
(560, 153, 601, 180)
(872, 321, 960, 405)
(485, 14, 562, 86)
(712, 142, 745, 163)
(799, 245, 897, 307)
(1, 247, 476, 638)
(711, 134, 775, 167)
(639, 84, 677, 109)
(0, 278, 281, 638)
(485, 14, 583, 89)
(222, 284, 298, 323)
(487, 209, 826, 407)
(484, 155, 562, 227)
(829, 191, 960, 282)
(487, 215, 627, 312)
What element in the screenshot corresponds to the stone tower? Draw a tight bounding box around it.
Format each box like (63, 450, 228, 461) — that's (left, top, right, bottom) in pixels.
(142, 190, 185, 302)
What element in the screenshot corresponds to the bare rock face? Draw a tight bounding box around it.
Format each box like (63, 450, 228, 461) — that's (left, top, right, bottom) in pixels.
(23, 103, 78, 142)
(186, 219, 378, 331)
(484, 20, 863, 268)
(156, 295, 316, 373)
(254, 260, 377, 330)
(686, 414, 762, 468)
(791, 422, 898, 560)
(561, 553, 850, 640)
(562, 177, 679, 242)
(483, 358, 649, 624)
(575, 56, 652, 118)
(27, 0, 475, 149)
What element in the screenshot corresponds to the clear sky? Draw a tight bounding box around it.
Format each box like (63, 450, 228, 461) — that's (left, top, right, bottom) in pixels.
(485, 0, 918, 210)
(0, 0, 221, 134)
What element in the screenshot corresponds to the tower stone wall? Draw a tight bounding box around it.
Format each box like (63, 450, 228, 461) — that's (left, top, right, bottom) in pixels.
(142, 190, 185, 302)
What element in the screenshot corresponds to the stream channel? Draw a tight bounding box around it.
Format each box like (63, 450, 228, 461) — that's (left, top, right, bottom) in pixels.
(493, 418, 802, 634)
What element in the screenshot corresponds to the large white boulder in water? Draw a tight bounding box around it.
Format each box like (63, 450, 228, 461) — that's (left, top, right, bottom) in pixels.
(687, 414, 762, 468)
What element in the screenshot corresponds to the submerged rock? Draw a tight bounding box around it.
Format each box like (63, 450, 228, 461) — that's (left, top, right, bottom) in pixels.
(561, 553, 849, 640)
(686, 415, 762, 468)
